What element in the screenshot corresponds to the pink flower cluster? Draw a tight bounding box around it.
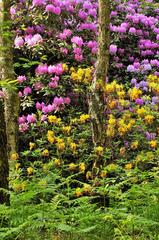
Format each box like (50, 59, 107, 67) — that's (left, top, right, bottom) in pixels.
(14, 34, 43, 48)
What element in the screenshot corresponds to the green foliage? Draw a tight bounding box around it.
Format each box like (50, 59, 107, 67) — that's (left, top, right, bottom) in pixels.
(0, 166, 159, 240)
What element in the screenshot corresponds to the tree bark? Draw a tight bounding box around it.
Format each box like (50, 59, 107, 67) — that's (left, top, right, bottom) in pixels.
(89, 0, 110, 146)
(0, 102, 9, 204)
(0, 0, 19, 159)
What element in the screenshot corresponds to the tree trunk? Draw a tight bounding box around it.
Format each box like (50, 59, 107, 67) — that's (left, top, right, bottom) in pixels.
(89, 0, 110, 146)
(0, 103, 9, 204)
(0, 0, 19, 159)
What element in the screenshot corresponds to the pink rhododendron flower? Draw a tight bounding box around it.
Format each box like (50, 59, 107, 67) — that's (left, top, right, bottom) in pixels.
(17, 76, 26, 84)
(23, 87, 32, 95)
(109, 44, 117, 55)
(14, 36, 24, 48)
(71, 36, 83, 47)
(26, 114, 36, 123)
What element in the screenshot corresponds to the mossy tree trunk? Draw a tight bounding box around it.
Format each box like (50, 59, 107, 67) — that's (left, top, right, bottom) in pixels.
(0, 0, 19, 159)
(0, 0, 19, 204)
(89, 0, 110, 146)
(0, 102, 9, 204)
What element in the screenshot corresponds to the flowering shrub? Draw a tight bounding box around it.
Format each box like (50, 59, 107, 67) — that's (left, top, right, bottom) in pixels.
(8, 0, 159, 196)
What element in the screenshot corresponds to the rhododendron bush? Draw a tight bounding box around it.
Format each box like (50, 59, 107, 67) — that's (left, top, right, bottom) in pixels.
(0, 0, 159, 239)
(7, 0, 159, 205)
(9, 0, 159, 188)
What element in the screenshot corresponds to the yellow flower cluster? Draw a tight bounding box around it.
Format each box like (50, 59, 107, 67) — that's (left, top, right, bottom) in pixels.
(147, 74, 159, 94)
(117, 117, 135, 136)
(69, 162, 85, 173)
(94, 146, 104, 156)
(79, 114, 90, 123)
(125, 163, 133, 170)
(104, 80, 125, 98)
(29, 142, 36, 150)
(54, 158, 61, 166)
(47, 130, 55, 143)
(11, 153, 19, 161)
(70, 142, 77, 152)
(56, 138, 65, 151)
(149, 140, 157, 149)
(12, 182, 27, 192)
(137, 107, 146, 117)
(131, 141, 138, 150)
(106, 114, 116, 137)
(75, 184, 92, 197)
(62, 126, 71, 135)
(62, 63, 69, 72)
(42, 149, 49, 157)
(27, 167, 34, 175)
(128, 87, 142, 101)
(70, 67, 93, 84)
(48, 115, 61, 124)
(144, 115, 155, 124)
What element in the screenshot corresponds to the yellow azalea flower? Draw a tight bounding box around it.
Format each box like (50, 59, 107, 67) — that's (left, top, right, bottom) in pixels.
(75, 188, 83, 197)
(137, 107, 146, 117)
(62, 63, 68, 72)
(144, 115, 155, 124)
(47, 130, 54, 136)
(57, 117, 62, 125)
(70, 67, 75, 73)
(70, 142, 77, 152)
(54, 159, 61, 166)
(100, 170, 107, 178)
(129, 87, 142, 100)
(27, 167, 34, 175)
(104, 84, 114, 94)
(108, 115, 116, 125)
(94, 146, 104, 156)
(15, 163, 21, 170)
(56, 137, 64, 143)
(117, 90, 125, 98)
(62, 126, 71, 135)
(56, 142, 65, 151)
(79, 163, 86, 173)
(83, 184, 92, 193)
(129, 119, 135, 125)
(48, 136, 55, 144)
(11, 153, 19, 161)
(120, 147, 126, 156)
(108, 100, 117, 109)
(118, 126, 128, 135)
(71, 72, 78, 81)
(86, 171, 92, 180)
(79, 114, 90, 123)
(125, 163, 133, 170)
(69, 163, 77, 171)
(131, 141, 139, 150)
(29, 142, 36, 150)
(149, 140, 157, 148)
(48, 115, 58, 124)
(42, 149, 49, 157)
(47, 130, 55, 143)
